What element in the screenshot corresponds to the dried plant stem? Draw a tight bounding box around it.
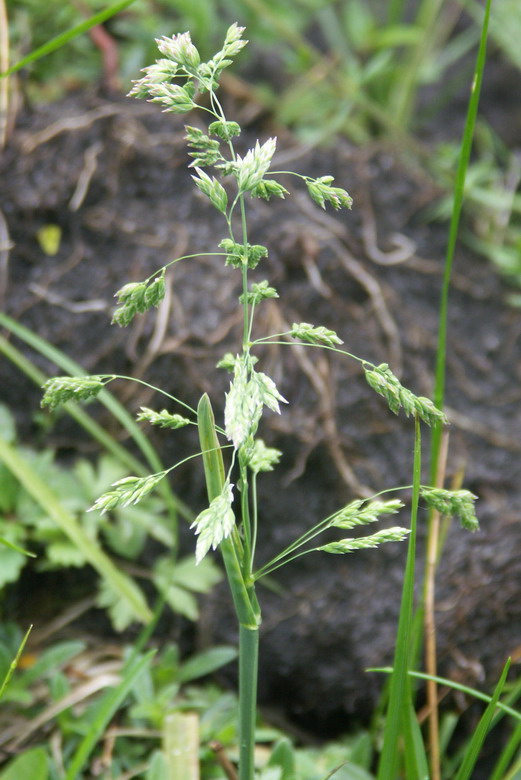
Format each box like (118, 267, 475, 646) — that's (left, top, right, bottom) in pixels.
(209, 742, 239, 780)
(424, 429, 449, 780)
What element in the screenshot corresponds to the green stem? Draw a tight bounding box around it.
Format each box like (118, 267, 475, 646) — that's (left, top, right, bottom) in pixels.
(252, 336, 367, 366)
(377, 416, 421, 779)
(430, 0, 491, 484)
(197, 394, 260, 778)
(239, 624, 259, 780)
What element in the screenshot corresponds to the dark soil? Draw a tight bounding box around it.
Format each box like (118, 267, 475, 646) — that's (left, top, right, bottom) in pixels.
(1, 88, 520, 765)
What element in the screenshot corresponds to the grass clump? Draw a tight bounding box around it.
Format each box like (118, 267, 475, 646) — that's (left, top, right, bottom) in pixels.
(31, 22, 489, 779)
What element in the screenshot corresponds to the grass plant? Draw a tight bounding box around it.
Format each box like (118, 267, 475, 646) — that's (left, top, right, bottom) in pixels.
(34, 23, 487, 779)
(1, 0, 519, 776)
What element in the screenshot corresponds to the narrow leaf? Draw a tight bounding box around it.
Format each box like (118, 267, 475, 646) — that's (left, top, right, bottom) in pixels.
(1, 0, 138, 77)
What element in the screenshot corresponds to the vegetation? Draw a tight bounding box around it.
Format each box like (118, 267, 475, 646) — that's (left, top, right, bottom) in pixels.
(1, 0, 520, 778)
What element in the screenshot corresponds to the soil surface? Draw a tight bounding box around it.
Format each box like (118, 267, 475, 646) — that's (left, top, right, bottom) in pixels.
(1, 87, 520, 762)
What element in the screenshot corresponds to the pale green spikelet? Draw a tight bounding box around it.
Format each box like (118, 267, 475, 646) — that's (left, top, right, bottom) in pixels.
(185, 125, 223, 168)
(112, 270, 166, 326)
(305, 176, 353, 211)
(225, 356, 263, 448)
(198, 24, 248, 88)
(319, 526, 410, 554)
(234, 138, 277, 194)
(219, 239, 268, 269)
(208, 120, 241, 141)
(191, 482, 236, 564)
(250, 180, 289, 201)
(192, 168, 228, 214)
(247, 439, 282, 474)
(144, 271, 166, 307)
(363, 363, 448, 427)
(330, 498, 404, 529)
(156, 31, 201, 71)
(148, 82, 196, 114)
(290, 322, 343, 347)
(420, 487, 479, 531)
(239, 280, 279, 305)
(136, 407, 191, 430)
(128, 59, 179, 99)
(216, 353, 237, 372)
(224, 357, 287, 448)
(89, 472, 166, 515)
(41, 376, 106, 409)
(254, 371, 288, 414)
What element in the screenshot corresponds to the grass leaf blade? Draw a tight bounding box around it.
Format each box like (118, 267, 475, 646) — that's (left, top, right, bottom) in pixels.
(0, 0, 137, 78)
(454, 658, 511, 780)
(377, 416, 422, 778)
(430, 0, 492, 473)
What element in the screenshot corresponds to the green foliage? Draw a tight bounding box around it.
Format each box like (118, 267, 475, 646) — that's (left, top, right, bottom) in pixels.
(7, 11, 509, 780)
(428, 130, 521, 298)
(0, 747, 48, 780)
(0, 405, 220, 629)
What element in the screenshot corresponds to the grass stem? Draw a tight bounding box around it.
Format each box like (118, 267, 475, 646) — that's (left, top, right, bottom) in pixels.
(239, 625, 259, 780)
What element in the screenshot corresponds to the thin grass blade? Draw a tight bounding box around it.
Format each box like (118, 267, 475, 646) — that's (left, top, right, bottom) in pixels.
(403, 699, 429, 780)
(0, 624, 32, 700)
(454, 658, 511, 780)
(377, 417, 422, 779)
(490, 720, 521, 780)
(0, 0, 137, 78)
(430, 0, 492, 476)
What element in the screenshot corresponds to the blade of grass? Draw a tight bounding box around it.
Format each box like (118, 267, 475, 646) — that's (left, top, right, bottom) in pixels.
(0, 0, 137, 78)
(0, 625, 32, 700)
(0, 434, 152, 624)
(0, 313, 190, 524)
(371, 668, 521, 723)
(0, 0, 8, 147)
(403, 699, 430, 780)
(454, 659, 511, 780)
(376, 415, 422, 779)
(389, 0, 446, 130)
(430, 0, 492, 476)
(64, 649, 156, 780)
(490, 719, 521, 780)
